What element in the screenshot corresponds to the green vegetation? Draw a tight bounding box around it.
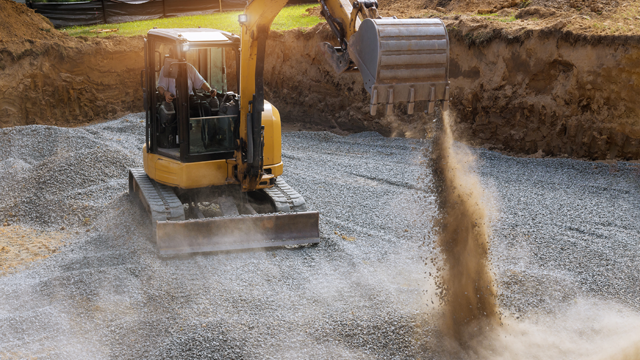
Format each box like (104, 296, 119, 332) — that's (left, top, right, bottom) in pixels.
(475, 13, 501, 17)
(472, 13, 517, 23)
(498, 16, 517, 23)
(62, 4, 322, 37)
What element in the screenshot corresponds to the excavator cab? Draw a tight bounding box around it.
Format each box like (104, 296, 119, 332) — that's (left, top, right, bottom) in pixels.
(142, 28, 240, 163)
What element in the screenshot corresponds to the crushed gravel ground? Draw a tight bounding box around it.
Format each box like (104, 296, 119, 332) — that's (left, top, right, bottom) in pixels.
(1, 113, 639, 359)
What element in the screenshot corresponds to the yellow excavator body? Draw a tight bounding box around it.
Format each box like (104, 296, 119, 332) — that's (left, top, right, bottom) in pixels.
(129, 0, 450, 255)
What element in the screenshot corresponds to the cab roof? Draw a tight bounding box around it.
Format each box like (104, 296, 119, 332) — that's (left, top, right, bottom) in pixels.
(147, 28, 240, 45)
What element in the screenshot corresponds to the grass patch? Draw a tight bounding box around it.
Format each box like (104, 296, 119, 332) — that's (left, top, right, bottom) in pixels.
(474, 13, 501, 17)
(62, 4, 322, 37)
(472, 13, 517, 23)
(498, 16, 517, 22)
(572, 1, 640, 35)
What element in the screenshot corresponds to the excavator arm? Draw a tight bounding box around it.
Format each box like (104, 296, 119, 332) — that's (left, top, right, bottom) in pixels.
(236, 0, 450, 192)
(237, 0, 289, 192)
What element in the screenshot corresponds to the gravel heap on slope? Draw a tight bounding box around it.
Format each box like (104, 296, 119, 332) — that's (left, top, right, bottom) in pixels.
(0, 117, 144, 230)
(0, 113, 639, 359)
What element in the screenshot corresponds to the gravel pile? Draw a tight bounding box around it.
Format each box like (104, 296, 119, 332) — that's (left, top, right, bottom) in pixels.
(0, 117, 144, 230)
(0, 114, 639, 359)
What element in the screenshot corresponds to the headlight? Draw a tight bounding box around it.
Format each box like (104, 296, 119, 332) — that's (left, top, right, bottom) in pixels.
(182, 43, 189, 52)
(238, 14, 248, 24)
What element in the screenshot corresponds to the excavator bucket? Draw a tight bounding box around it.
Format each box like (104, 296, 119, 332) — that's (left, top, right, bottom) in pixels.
(348, 18, 450, 116)
(129, 169, 320, 255)
(156, 212, 320, 255)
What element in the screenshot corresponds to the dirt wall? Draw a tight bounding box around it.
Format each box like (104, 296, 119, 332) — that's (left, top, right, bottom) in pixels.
(264, 23, 640, 159)
(0, 36, 143, 128)
(0, 0, 144, 128)
(2, 17, 639, 159)
(263, 25, 407, 136)
(448, 22, 640, 159)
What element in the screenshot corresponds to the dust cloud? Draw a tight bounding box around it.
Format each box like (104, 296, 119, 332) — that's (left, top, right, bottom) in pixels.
(427, 110, 640, 359)
(428, 110, 498, 346)
(467, 299, 640, 360)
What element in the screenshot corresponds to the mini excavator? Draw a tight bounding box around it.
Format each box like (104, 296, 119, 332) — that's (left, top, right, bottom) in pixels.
(129, 0, 450, 255)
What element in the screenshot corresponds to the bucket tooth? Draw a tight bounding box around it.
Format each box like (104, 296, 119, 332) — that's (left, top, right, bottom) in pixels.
(370, 89, 378, 116)
(428, 86, 435, 114)
(443, 85, 450, 112)
(407, 88, 415, 115)
(386, 88, 394, 116)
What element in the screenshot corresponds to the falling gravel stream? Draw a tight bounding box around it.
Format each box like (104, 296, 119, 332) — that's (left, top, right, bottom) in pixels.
(428, 111, 498, 347)
(1, 113, 639, 359)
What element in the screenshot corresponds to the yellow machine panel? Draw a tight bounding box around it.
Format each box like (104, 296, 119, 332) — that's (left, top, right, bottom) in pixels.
(144, 102, 283, 189)
(262, 101, 282, 167)
(144, 150, 229, 188)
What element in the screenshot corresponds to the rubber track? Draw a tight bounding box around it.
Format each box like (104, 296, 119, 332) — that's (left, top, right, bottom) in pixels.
(262, 178, 307, 213)
(129, 169, 185, 225)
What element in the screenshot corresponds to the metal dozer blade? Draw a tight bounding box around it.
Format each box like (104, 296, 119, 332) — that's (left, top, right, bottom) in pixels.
(348, 18, 450, 116)
(156, 212, 320, 255)
(129, 169, 320, 255)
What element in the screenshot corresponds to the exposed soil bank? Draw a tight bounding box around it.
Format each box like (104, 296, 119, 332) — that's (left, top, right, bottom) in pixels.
(0, 36, 143, 128)
(447, 20, 640, 160)
(0, 0, 143, 127)
(265, 22, 640, 160)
